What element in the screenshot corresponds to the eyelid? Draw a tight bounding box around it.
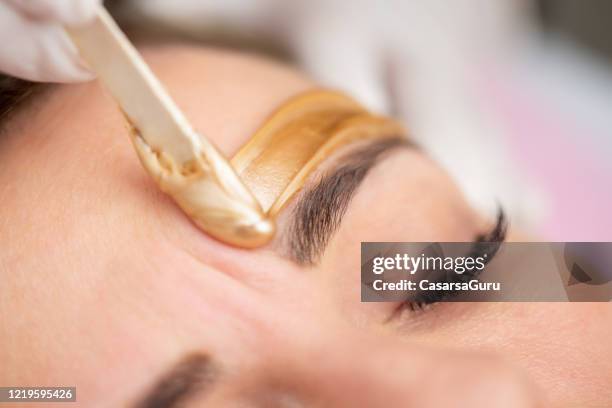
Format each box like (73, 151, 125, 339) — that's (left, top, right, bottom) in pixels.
(398, 210, 508, 314)
(231, 89, 406, 216)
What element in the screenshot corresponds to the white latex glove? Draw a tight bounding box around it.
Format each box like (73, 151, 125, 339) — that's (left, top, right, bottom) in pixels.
(117, 0, 544, 225)
(0, 0, 100, 82)
(284, 0, 541, 224)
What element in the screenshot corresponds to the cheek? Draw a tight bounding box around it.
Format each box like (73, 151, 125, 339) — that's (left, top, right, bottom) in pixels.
(397, 303, 612, 405)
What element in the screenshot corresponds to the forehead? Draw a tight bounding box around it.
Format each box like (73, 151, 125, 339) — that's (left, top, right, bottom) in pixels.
(0, 44, 322, 257)
(0, 43, 319, 277)
(0, 45, 319, 403)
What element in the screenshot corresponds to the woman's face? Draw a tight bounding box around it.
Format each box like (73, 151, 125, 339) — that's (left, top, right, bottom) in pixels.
(0, 45, 610, 407)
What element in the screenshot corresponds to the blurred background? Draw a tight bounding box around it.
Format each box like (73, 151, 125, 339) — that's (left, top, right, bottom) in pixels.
(109, 0, 612, 240)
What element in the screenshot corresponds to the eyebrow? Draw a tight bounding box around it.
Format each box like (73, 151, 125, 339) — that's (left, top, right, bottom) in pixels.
(283, 137, 414, 265)
(135, 354, 219, 408)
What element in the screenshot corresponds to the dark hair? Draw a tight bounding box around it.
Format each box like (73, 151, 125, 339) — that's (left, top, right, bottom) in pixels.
(0, 75, 43, 125)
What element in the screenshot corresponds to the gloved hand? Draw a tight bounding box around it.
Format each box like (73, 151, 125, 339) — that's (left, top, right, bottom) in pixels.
(0, 0, 101, 82)
(131, 0, 539, 225)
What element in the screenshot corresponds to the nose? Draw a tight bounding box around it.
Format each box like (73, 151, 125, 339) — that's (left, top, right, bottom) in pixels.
(248, 328, 542, 408)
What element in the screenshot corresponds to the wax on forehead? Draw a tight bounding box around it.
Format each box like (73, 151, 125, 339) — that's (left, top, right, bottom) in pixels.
(231, 90, 406, 216)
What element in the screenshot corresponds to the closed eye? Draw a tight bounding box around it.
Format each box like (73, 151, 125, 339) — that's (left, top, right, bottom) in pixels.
(397, 209, 508, 314)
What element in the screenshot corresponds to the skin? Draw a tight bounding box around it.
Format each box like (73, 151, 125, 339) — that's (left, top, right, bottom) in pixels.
(0, 44, 611, 407)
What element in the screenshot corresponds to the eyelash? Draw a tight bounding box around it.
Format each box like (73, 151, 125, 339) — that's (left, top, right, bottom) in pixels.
(400, 209, 508, 314)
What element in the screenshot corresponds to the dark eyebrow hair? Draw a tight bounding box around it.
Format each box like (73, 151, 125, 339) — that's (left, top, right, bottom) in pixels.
(284, 137, 414, 265)
(134, 354, 219, 408)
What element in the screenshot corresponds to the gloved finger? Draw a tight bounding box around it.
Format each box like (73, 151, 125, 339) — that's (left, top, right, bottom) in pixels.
(388, 52, 537, 222)
(288, 12, 390, 115)
(0, 2, 94, 82)
(6, 0, 101, 26)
